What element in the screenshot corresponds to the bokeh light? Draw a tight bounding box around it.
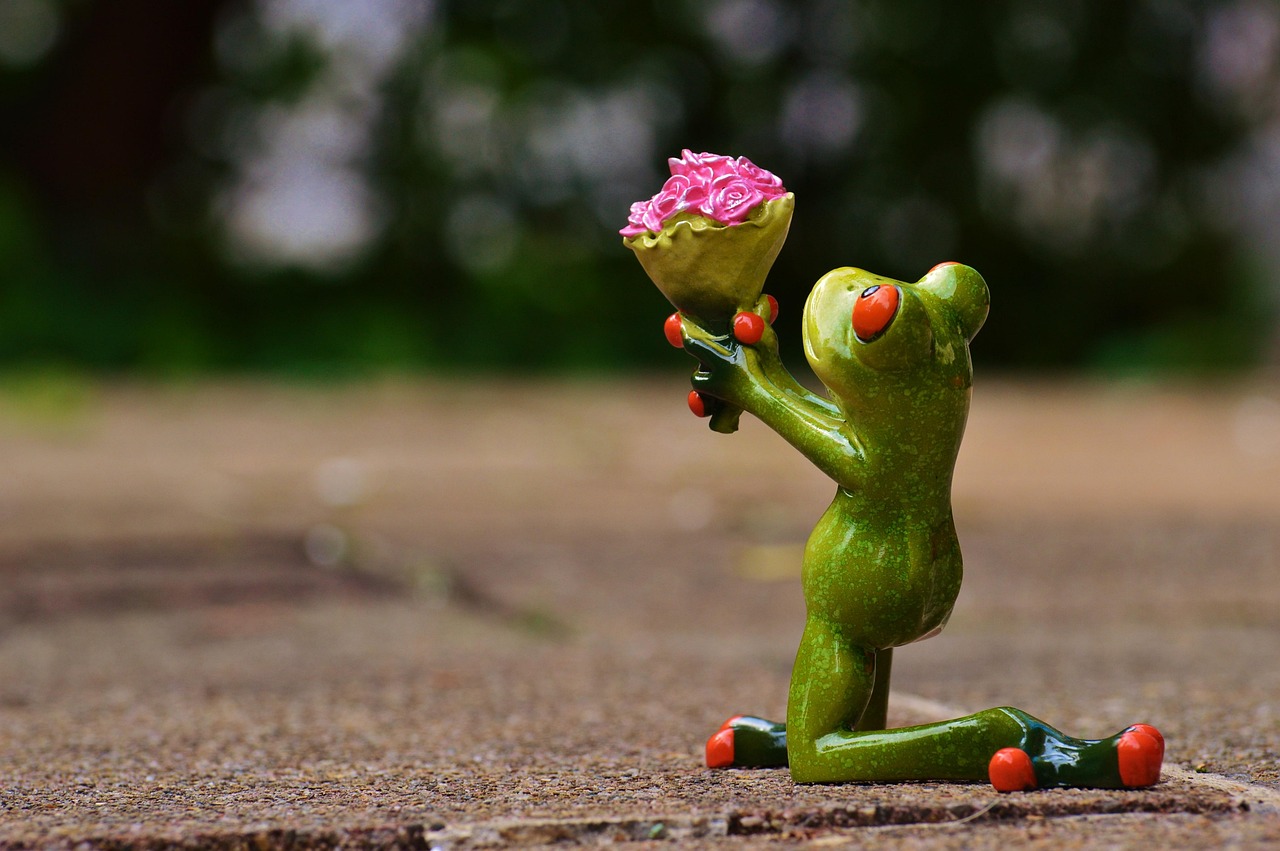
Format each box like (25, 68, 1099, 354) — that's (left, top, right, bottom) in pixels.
(2, 0, 1279, 373)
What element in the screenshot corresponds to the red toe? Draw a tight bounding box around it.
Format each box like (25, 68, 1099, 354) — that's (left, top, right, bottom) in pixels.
(718, 715, 745, 732)
(1127, 723, 1165, 752)
(1118, 727, 1163, 787)
(706, 728, 735, 768)
(989, 747, 1037, 792)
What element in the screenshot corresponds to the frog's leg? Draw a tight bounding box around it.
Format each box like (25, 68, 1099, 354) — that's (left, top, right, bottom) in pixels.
(783, 616, 1164, 789)
(855, 646, 892, 732)
(704, 644, 894, 770)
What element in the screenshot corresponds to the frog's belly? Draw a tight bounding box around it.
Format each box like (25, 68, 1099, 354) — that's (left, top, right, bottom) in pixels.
(801, 506, 963, 649)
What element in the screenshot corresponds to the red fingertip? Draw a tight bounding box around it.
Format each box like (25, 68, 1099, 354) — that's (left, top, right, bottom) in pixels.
(766, 294, 779, 324)
(733, 311, 765, 345)
(688, 391, 709, 418)
(664, 313, 683, 348)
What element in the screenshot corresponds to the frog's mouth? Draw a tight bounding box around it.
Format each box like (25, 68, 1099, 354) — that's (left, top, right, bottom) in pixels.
(801, 272, 855, 383)
(801, 279, 831, 370)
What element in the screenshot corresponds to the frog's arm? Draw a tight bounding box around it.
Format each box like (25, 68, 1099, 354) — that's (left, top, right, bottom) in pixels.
(749, 324, 841, 418)
(682, 315, 863, 490)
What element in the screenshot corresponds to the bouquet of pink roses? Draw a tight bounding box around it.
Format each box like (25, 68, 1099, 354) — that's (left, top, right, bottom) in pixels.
(623, 151, 793, 326)
(623, 151, 793, 432)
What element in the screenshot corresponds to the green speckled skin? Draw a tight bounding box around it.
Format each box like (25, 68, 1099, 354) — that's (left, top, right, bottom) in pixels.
(681, 263, 1161, 788)
(685, 262, 985, 651)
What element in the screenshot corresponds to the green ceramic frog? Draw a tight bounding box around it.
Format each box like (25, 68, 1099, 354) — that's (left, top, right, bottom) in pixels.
(676, 262, 1165, 791)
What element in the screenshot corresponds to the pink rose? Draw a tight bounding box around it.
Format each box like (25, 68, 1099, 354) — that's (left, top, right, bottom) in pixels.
(621, 174, 713, 236)
(669, 149, 736, 185)
(644, 176, 695, 230)
(640, 199, 666, 234)
(704, 173, 765, 224)
(734, 156, 786, 198)
(662, 173, 708, 209)
(621, 200, 650, 236)
(622, 151, 787, 233)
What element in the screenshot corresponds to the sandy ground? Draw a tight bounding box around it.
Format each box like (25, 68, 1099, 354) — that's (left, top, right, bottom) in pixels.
(0, 376, 1277, 848)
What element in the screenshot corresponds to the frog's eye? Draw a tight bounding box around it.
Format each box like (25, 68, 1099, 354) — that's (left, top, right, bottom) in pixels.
(852, 285, 900, 342)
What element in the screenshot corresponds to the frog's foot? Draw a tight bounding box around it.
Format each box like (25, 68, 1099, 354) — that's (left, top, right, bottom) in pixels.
(705, 715, 788, 769)
(988, 723, 1164, 792)
(1118, 724, 1165, 787)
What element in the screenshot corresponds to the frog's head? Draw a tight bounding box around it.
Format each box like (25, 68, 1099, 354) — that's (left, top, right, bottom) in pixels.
(801, 262, 989, 409)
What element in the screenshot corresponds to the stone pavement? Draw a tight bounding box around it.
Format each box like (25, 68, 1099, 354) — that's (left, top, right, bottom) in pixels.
(0, 377, 1277, 848)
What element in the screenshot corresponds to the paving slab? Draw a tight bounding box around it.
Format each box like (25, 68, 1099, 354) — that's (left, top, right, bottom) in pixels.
(0, 378, 1277, 848)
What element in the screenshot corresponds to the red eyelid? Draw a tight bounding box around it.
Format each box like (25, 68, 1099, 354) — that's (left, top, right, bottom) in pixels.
(852, 285, 900, 341)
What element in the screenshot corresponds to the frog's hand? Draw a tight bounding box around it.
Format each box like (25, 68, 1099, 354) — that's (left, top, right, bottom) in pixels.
(679, 297, 784, 406)
(681, 322, 750, 407)
(676, 312, 758, 433)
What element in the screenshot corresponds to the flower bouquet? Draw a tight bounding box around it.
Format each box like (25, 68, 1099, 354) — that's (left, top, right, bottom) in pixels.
(623, 151, 793, 433)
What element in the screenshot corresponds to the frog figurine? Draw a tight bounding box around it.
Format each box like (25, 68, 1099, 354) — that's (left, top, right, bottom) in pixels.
(675, 261, 1165, 791)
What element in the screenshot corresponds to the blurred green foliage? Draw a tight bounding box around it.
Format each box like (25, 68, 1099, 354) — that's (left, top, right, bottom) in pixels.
(0, 0, 1277, 375)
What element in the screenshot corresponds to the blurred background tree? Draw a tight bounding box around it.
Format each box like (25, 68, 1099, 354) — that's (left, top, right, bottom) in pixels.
(2, 0, 1279, 376)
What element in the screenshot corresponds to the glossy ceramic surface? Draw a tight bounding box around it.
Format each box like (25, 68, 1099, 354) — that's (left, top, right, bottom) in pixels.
(625, 157, 1164, 791)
